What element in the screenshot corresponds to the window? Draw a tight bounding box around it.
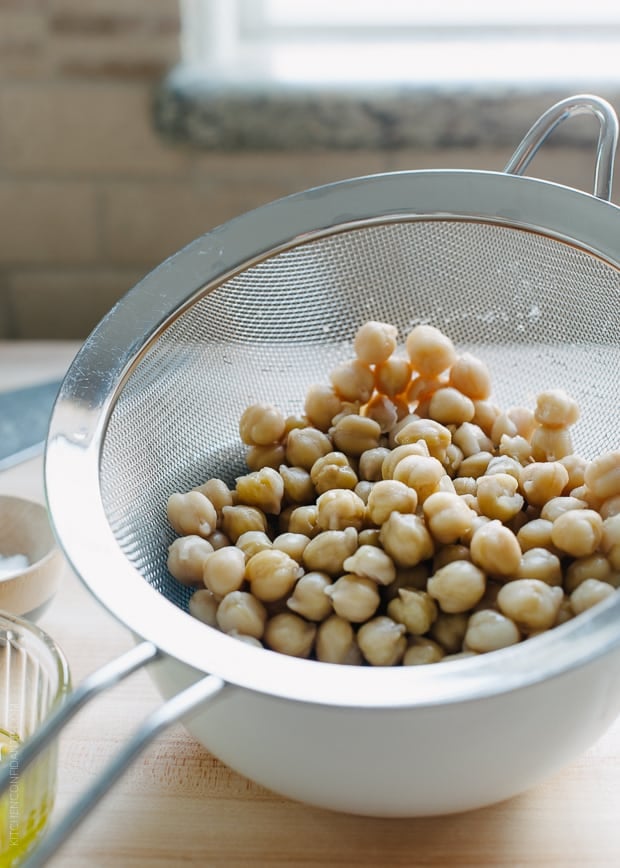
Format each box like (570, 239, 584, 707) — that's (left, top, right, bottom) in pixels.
(181, 0, 620, 86)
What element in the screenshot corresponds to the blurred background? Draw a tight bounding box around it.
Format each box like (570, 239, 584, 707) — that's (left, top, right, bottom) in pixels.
(2, 0, 620, 339)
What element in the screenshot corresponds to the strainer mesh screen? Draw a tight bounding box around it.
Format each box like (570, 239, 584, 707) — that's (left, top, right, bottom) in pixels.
(100, 219, 619, 610)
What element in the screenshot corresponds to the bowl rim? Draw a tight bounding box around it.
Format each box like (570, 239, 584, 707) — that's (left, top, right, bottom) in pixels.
(45, 168, 620, 709)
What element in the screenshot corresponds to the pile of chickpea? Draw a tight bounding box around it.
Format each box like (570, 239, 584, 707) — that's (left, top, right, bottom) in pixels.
(166, 322, 620, 666)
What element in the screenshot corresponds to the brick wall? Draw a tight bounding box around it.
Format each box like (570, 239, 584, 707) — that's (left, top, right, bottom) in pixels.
(0, 1, 611, 338)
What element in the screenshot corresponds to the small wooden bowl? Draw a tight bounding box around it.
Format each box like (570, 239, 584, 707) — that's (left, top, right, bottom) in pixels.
(0, 495, 65, 619)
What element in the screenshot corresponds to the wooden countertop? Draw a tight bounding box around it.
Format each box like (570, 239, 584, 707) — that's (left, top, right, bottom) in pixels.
(2, 341, 620, 867)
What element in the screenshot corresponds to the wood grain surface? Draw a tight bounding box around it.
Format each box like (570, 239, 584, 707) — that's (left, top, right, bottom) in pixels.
(1, 341, 620, 867)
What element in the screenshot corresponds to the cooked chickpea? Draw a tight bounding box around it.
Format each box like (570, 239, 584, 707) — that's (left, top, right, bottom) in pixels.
(470, 520, 521, 578)
(358, 528, 381, 547)
(193, 478, 234, 516)
(569, 484, 603, 511)
(353, 320, 398, 364)
(393, 454, 446, 502)
(287, 571, 332, 621)
(430, 611, 469, 653)
(272, 532, 310, 563)
(422, 491, 475, 544)
(506, 406, 537, 441)
(534, 389, 580, 429)
(471, 400, 501, 436)
(359, 447, 391, 481)
(564, 554, 614, 594)
(387, 588, 437, 634)
(330, 358, 375, 403)
(381, 441, 429, 479)
(316, 489, 366, 532)
(286, 504, 319, 537)
(403, 636, 445, 665)
(239, 402, 286, 446)
(453, 476, 477, 497)
(375, 355, 412, 396)
(406, 324, 456, 376)
(476, 473, 524, 522)
(516, 519, 555, 553)
(530, 425, 573, 462)
(235, 466, 284, 515)
(497, 580, 563, 631)
(570, 578, 616, 615)
(279, 464, 315, 504)
(584, 451, 620, 500)
(498, 434, 533, 465)
(245, 549, 303, 602)
(167, 535, 214, 586)
(226, 631, 263, 648)
(427, 561, 486, 613)
(484, 455, 522, 482)
(310, 451, 357, 494)
(406, 374, 447, 406)
(315, 615, 362, 665)
(357, 616, 407, 666)
(221, 504, 267, 542)
(540, 496, 588, 522)
(516, 547, 562, 586)
(167, 491, 218, 538)
(491, 413, 518, 445)
(559, 454, 588, 493)
(395, 418, 452, 462)
(216, 590, 267, 638)
(433, 544, 471, 572)
(188, 588, 218, 627)
(235, 530, 272, 560)
(362, 393, 399, 434)
(458, 451, 493, 479)
(202, 546, 246, 597)
(354, 481, 374, 504)
(302, 527, 358, 576)
(464, 609, 521, 653)
(245, 444, 287, 471)
(550, 509, 603, 558)
(206, 529, 231, 550)
(452, 423, 494, 459)
(304, 384, 344, 431)
(600, 495, 620, 520)
(379, 512, 434, 568)
(331, 413, 382, 456)
(448, 353, 492, 400)
(343, 545, 397, 586)
(601, 514, 620, 571)
(285, 426, 333, 471)
(264, 613, 316, 658)
(519, 462, 569, 508)
(428, 387, 475, 425)
(324, 574, 381, 623)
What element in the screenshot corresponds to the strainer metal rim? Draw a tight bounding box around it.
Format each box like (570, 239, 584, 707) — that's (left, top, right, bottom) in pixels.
(45, 168, 620, 709)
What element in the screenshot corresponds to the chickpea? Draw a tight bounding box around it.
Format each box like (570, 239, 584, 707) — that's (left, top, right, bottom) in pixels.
(285, 504, 319, 537)
(491, 413, 518, 445)
(287, 571, 333, 621)
(235, 531, 272, 560)
(216, 590, 267, 638)
(221, 504, 267, 542)
(324, 574, 381, 623)
(476, 473, 524, 522)
(167, 491, 218, 538)
(358, 528, 381, 547)
(506, 406, 537, 441)
(453, 476, 477, 497)
(284, 414, 309, 435)
(331, 401, 362, 427)
(203, 546, 246, 597)
(383, 565, 430, 600)
(534, 389, 580, 429)
(464, 609, 521, 653)
(189, 588, 218, 627)
(375, 355, 412, 397)
(279, 465, 315, 504)
(530, 425, 573, 462)
(470, 520, 521, 578)
(207, 529, 231, 550)
(272, 532, 310, 563)
(343, 545, 397, 586)
(331, 414, 382, 456)
(443, 443, 464, 477)
(245, 444, 287, 472)
(497, 579, 564, 632)
(387, 588, 437, 634)
(516, 547, 562, 586)
(403, 636, 445, 665)
(310, 451, 357, 494)
(316, 615, 362, 665)
(519, 462, 569, 507)
(316, 489, 366, 532)
(570, 484, 604, 511)
(381, 442, 429, 479)
(167, 535, 214, 586)
(393, 454, 446, 502)
(406, 324, 456, 376)
(448, 353, 492, 400)
(226, 631, 263, 649)
(330, 358, 375, 403)
(395, 418, 452, 462)
(550, 509, 603, 558)
(264, 613, 316, 658)
(584, 451, 620, 500)
(379, 512, 434, 568)
(423, 491, 475, 544)
(406, 374, 447, 406)
(601, 514, 620, 571)
(458, 451, 493, 479)
(498, 434, 533, 465)
(304, 384, 344, 432)
(429, 611, 469, 653)
(245, 549, 303, 602)
(516, 519, 555, 553)
(302, 527, 358, 576)
(559, 454, 588, 493)
(600, 495, 620, 520)
(570, 578, 616, 616)
(193, 478, 234, 516)
(428, 387, 475, 426)
(362, 393, 399, 434)
(471, 400, 501, 436)
(354, 481, 374, 504)
(485, 455, 522, 482)
(433, 544, 471, 572)
(239, 403, 286, 446)
(453, 423, 494, 459)
(427, 561, 486, 614)
(235, 466, 284, 515)
(353, 320, 398, 364)
(285, 426, 333, 471)
(357, 616, 407, 666)
(359, 447, 392, 482)
(540, 496, 588, 523)
(564, 554, 614, 594)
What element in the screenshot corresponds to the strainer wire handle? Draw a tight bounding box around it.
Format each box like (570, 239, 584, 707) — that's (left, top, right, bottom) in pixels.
(504, 94, 619, 201)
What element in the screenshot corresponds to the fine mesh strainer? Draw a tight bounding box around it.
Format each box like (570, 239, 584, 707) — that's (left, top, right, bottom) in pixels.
(6, 94, 620, 862)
